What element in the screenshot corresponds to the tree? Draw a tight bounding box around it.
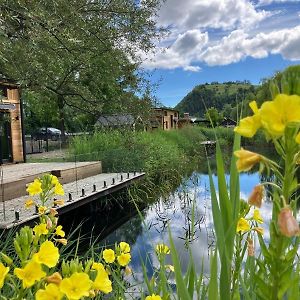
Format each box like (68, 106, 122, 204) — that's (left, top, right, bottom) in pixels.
(204, 107, 223, 127)
(0, 0, 163, 136)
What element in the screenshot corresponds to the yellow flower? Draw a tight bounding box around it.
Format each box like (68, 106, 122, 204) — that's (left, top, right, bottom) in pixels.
(27, 179, 42, 196)
(0, 262, 9, 288)
(60, 272, 92, 300)
(33, 241, 59, 268)
(54, 183, 64, 196)
(55, 225, 65, 237)
(165, 265, 175, 272)
(234, 101, 261, 138)
(155, 244, 170, 254)
(253, 227, 264, 235)
(53, 199, 64, 206)
(234, 148, 262, 172)
(278, 207, 300, 237)
(119, 242, 130, 253)
(14, 260, 46, 288)
(46, 272, 62, 285)
(93, 267, 112, 294)
(253, 209, 263, 224)
(260, 94, 300, 137)
(248, 185, 264, 208)
(33, 223, 49, 236)
(36, 283, 63, 300)
(117, 253, 131, 267)
(236, 218, 250, 233)
(38, 206, 47, 215)
(103, 249, 115, 264)
(51, 175, 59, 185)
(145, 294, 162, 300)
(92, 262, 105, 271)
(25, 199, 34, 209)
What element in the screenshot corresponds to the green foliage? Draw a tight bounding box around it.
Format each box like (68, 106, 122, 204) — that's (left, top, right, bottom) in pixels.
(205, 107, 223, 126)
(175, 81, 256, 118)
(70, 128, 207, 190)
(0, 0, 162, 133)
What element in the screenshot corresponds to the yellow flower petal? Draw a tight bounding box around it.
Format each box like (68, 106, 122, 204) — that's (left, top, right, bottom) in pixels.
(60, 272, 92, 300)
(236, 218, 250, 233)
(260, 94, 300, 137)
(103, 249, 115, 264)
(155, 244, 170, 254)
(36, 283, 63, 300)
(119, 242, 130, 253)
(0, 262, 9, 289)
(33, 223, 49, 236)
(14, 260, 46, 288)
(253, 209, 263, 224)
(33, 241, 59, 268)
(117, 253, 131, 267)
(234, 148, 262, 172)
(26, 179, 42, 196)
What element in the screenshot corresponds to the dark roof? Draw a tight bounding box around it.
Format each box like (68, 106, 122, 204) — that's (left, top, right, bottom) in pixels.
(96, 114, 136, 126)
(0, 78, 19, 88)
(153, 107, 179, 113)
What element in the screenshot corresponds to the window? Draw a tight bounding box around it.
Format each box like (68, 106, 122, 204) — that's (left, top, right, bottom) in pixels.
(164, 111, 167, 116)
(165, 121, 168, 129)
(174, 112, 177, 117)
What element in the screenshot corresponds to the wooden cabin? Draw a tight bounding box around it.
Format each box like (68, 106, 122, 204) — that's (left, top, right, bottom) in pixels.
(0, 80, 25, 164)
(151, 108, 179, 130)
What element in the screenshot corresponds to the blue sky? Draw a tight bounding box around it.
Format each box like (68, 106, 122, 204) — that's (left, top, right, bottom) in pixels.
(142, 0, 300, 107)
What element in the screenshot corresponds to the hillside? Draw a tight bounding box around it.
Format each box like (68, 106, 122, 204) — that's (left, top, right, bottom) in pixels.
(175, 81, 256, 117)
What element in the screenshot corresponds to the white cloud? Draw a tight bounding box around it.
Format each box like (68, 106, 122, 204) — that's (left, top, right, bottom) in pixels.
(200, 26, 300, 65)
(258, 0, 300, 6)
(140, 0, 300, 71)
(183, 66, 202, 72)
(158, 0, 270, 30)
(142, 30, 208, 70)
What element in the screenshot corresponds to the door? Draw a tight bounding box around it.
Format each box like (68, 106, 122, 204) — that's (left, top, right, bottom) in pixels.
(0, 112, 12, 164)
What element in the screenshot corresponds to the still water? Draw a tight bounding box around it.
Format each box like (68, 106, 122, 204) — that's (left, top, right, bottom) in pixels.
(98, 171, 271, 285)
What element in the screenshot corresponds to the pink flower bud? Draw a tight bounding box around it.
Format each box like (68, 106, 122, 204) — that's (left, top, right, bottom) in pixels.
(278, 207, 300, 237)
(248, 185, 264, 208)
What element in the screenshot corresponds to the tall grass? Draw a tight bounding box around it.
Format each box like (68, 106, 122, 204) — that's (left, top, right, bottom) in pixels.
(69, 127, 206, 190)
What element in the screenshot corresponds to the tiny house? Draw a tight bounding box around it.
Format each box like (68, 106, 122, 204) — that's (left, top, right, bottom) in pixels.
(0, 79, 25, 164)
(151, 108, 179, 130)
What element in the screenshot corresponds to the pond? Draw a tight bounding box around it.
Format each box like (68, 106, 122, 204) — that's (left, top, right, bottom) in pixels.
(96, 170, 272, 292)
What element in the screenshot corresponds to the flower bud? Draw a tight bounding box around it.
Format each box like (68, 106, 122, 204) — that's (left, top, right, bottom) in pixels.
(247, 238, 254, 257)
(46, 272, 62, 285)
(50, 208, 58, 216)
(248, 185, 264, 208)
(124, 266, 132, 276)
(278, 207, 300, 237)
(56, 239, 68, 246)
(45, 216, 53, 229)
(0, 252, 13, 265)
(234, 148, 262, 172)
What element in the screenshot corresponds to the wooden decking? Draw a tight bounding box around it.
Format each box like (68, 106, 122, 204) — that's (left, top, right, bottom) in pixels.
(0, 162, 102, 201)
(0, 162, 145, 229)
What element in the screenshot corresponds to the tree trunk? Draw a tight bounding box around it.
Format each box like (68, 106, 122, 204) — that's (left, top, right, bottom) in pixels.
(57, 95, 66, 145)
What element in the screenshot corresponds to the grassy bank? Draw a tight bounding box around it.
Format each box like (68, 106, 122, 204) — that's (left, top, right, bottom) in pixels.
(199, 126, 269, 147)
(69, 127, 206, 196)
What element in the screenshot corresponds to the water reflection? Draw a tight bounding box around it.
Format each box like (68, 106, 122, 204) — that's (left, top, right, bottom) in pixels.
(99, 171, 270, 286)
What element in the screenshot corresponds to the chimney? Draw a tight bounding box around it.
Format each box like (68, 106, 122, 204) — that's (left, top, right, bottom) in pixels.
(184, 112, 190, 119)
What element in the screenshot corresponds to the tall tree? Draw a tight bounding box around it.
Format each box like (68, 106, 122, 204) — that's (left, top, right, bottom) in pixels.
(0, 0, 163, 136)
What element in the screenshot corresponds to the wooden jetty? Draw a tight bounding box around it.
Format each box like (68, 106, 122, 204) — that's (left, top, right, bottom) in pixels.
(0, 162, 145, 229)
